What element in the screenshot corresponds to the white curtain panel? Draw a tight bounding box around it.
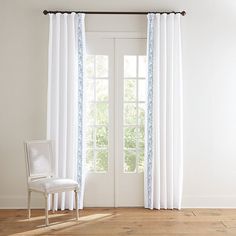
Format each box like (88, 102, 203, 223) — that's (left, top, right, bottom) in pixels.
(145, 13, 183, 210)
(47, 13, 86, 210)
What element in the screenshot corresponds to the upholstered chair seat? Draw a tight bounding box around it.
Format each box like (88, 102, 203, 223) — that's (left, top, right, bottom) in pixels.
(28, 178, 79, 193)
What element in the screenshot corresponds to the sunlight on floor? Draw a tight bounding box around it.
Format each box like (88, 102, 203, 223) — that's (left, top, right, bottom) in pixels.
(10, 213, 113, 236)
(17, 213, 112, 222)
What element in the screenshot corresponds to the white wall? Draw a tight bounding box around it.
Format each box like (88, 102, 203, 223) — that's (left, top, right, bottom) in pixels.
(1, 0, 236, 208)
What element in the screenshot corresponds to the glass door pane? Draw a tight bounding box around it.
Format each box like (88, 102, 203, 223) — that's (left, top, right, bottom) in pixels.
(123, 55, 146, 173)
(85, 55, 109, 173)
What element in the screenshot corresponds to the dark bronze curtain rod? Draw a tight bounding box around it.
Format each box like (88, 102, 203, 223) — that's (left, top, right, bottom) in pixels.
(43, 10, 186, 16)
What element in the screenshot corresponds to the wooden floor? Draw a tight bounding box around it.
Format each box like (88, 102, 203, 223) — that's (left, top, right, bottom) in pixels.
(1, 208, 236, 236)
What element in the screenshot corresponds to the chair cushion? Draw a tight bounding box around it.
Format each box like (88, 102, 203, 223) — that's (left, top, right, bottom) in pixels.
(28, 178, 79, 193)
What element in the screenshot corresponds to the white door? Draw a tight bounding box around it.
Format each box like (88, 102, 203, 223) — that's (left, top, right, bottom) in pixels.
(83, 38, 115, 207)
(84, 36, 146, 207)
(115, 39, 146, 207)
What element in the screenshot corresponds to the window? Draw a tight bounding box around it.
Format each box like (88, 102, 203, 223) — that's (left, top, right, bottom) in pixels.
(85, 55, 109, 172)
(123, 56, 146, 173)
(85, 46, 146, 174)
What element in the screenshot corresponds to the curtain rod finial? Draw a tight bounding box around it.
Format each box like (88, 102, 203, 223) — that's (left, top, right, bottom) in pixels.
(181, 11, 186, 16)
(43, 10, 48, 15)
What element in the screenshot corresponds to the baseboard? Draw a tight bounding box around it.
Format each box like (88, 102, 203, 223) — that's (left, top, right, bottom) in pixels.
(1, 195, 236, 209)
(182, 195, 236, 208)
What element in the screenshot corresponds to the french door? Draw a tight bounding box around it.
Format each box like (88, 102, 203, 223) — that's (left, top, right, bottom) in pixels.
(83, 36, 146, 207)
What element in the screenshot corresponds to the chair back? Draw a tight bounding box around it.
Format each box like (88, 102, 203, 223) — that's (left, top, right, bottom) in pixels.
(24, 140, 53, 181)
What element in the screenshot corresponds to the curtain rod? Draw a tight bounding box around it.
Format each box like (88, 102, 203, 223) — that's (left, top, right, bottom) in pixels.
(43, 10, 186, 16)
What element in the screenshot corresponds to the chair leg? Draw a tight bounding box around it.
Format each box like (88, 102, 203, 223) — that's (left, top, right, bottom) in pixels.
(45, 193, 49, 226)
(52, 193, 55, 213)
(75, 190, 79, 220)
(28, 190, 31, 219)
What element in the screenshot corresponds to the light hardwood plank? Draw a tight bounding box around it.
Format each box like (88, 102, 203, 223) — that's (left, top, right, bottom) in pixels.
(0, 208, 236, 236)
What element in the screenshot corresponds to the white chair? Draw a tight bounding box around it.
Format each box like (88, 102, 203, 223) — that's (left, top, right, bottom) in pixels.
(24, 140, 79, 226)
